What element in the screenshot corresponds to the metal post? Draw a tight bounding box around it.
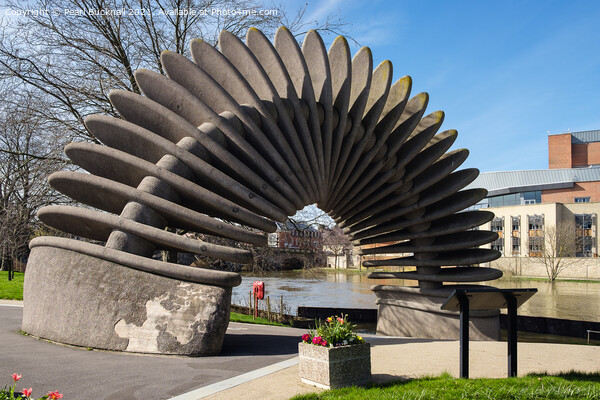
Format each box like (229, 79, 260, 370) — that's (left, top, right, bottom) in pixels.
(254, 293, 258, 319)
(8, 258, 12, 281)
(458, 293, 469, 379)
(249, 290, 253, 318)
(507, 294, 518, 377)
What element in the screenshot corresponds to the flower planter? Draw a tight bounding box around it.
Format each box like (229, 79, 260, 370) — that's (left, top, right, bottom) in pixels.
(298, 342, 371, 389)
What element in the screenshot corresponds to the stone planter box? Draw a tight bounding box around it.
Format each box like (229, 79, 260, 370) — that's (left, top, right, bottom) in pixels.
(298, 342, 371, 389)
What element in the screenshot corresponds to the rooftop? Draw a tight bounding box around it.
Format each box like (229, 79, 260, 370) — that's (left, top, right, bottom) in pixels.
(549, 129, 600, 144)
(466, 166, 600, 197)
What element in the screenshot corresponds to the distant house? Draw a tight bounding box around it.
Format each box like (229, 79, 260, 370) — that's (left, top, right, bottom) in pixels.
(270, 221, 323, 251)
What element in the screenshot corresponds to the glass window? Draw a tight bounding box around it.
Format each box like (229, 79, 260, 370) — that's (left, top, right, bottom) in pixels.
(528, 215, 544, 257)
(575, 214, 594, 257)
(575, 197, 591, 203)
(511, 216, 520, 255)
(491, 217, 504, 254)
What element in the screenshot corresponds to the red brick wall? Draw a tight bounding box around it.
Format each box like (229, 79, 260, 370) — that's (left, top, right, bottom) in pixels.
(572, 142, 600, 167)
(548, 134, 572, 169)
(541, 182, 600, 203)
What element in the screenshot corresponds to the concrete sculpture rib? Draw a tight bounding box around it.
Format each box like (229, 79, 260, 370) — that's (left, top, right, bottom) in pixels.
(23, 27, 501, 355)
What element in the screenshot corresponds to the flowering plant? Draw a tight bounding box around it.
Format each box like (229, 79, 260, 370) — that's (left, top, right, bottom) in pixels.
(301, 315, 365, 348)
(0, 373, 63, 399)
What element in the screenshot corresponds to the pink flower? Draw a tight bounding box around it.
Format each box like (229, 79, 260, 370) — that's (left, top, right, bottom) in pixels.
(312, 336, 322, 345)
(47, 391, 63, 399)
(12, 373, 21, 382)
(302, 333, 311, 343)
(22, 388, 32, 397)
(321, 339, 328, 347)
(337, 317, 344, 324)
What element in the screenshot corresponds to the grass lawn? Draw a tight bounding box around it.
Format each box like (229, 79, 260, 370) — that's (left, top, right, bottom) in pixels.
(229, 311, 287, 326)
(502, 276, 600, 284)
(291, 372, 600, 400)
(0, 271, 24, 300)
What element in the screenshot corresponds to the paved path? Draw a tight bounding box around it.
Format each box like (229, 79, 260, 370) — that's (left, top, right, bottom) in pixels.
(1, 301, 599, 400)
(0, 303, 304, 399)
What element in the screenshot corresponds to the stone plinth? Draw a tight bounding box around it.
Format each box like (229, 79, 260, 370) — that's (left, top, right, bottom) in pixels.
(22, 244, 232, 355)
(373, 285, 500, 340)
(299, 342, 371, 389)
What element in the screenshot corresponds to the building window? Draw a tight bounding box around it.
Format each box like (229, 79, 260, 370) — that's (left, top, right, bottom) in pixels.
(528, 214, 544, 257)
(511, 216, 520, 255)
(491, 217, 504, 254)
(523, 191, 542, 204)
(487, 191, 541, 208)
(575, 197, 591, 203)
(575, 214, 594, 257)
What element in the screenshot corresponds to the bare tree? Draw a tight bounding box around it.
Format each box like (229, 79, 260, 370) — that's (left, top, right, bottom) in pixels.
(0, 87, 69, 272)
(322, 225, 352, 269)
(533, 220, 578, 282)
(0, 0, 352, 142)
(0, 0, 352, 270)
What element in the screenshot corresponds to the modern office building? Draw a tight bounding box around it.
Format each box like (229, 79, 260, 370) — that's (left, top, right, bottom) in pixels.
(466, 130, 600, 279)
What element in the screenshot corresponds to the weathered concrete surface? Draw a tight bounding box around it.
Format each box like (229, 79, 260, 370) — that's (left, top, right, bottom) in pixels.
(299, 342, 371, 389)
(23, 245, 231, 355)
(373, 285, 500, 340)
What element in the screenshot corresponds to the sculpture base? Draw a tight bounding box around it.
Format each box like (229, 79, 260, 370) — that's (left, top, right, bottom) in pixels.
(23, 245, 232, 355)
(372, 285, 500, 340)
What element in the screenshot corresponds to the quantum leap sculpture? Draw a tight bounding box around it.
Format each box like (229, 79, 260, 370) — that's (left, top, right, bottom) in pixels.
(23, 27, 501, 355)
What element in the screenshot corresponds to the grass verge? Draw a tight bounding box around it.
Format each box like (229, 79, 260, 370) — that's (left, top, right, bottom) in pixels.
(229, 311, 287, 326)
(291, 372, 600, 400)
(500, 276, 600, 284)
(0, 271, 24, 300)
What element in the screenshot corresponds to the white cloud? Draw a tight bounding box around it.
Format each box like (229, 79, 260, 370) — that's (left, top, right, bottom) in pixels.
(305, 0, 345, 24)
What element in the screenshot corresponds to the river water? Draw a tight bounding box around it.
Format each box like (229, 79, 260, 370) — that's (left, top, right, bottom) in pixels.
(232, 269, 600, 322)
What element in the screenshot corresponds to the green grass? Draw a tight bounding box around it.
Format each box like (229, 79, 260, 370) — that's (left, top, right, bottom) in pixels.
(229, 312, 287, 326)
(291, 372, 600, 400)
(0, 272, 24, 300)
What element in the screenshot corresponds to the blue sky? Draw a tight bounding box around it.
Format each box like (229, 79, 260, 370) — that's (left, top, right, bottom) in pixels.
(286, 0, 600, 173)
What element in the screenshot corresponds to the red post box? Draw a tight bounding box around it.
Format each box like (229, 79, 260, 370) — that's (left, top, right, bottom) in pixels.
(253, 281, 264, 300)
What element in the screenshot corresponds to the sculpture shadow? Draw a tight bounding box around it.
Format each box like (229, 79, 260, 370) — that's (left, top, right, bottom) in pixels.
(367, 337, 446, 346)
(220, 333, 300, 356)
(371, 374, 411, 385)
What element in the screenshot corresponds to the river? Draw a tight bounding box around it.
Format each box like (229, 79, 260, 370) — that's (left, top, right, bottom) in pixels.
(231, 269, 600, 322)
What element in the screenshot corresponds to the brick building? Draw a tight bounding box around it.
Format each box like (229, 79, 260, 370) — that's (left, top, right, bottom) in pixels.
(268, 221, 323, 250)
(466, 130, 600, 279)
(470, 130, 600, 208)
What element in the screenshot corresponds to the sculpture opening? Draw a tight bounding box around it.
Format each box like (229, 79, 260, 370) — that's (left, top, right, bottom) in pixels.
(22, 27, 501, 355)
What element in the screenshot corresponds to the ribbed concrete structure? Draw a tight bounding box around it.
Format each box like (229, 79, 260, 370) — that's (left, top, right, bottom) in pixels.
(23, 27, 501, 353)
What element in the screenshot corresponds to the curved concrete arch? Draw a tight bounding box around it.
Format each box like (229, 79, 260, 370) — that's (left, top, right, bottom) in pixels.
(24, 27, 502, 354)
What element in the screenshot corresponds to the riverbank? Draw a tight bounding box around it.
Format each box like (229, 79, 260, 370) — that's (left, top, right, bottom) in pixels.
(295, 267, 600, 283)
(5, 269, 600, 323)
(233, 269, 600, 323)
